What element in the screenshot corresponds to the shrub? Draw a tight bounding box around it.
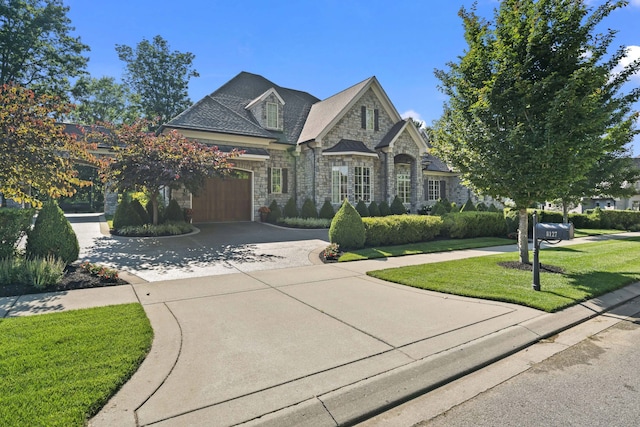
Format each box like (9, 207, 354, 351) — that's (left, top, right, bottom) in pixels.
(476, 202, 488, 211)
(318, 200, 335, 220)
(460, 198, 476, 212)
(80, 261, 119, 282)
(355, 200, 370, 217)
(378, 200, 391, 216)
(598, 210, 640, 230)
(431, 202, 448, 217)
(26, 200, 79, 265)
(441, 212, 507, 239)
(329, 199, 365, 249)
(131, 199, 150, 224)
(0, 257, 20, 286)
(116, 221, 193, 237)
(362, 215, 443, 247)
(280, 217, 331, 228)
(368, 201, 380, 217)
(267, 200, 282, 223)
(0, 208, 34, 259)
(300, 198, 318, 219)
(321, 243, 341, 261)
(283, 197, 298, 218)
(145, 198, 165, 224)
(451, 202, 460, 213)
(487, 203, 500, 212)
(18, 256, 66, 290)
(113, 197, 145, 230)
(390, 196, 406, 215)
(165, 199, 185, 222)
(539, 210, 563, 223)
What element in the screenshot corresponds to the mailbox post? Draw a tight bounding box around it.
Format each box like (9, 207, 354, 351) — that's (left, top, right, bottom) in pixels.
(531, 211, 574, 291)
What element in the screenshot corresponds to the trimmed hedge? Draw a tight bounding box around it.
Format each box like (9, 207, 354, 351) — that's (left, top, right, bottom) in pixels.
(355, 200, 369, 217)
(441, 211, 507, 239)
(318, 200, 335, 220)
(378, 201, 391, 216)
(362, 215, 443, 247)
(390, 196, 406, 215)
(0, 208, 34, 259)
(26, 200, 79, 265)
(300, 198, 318, 219)
(368, 201, 380, 217)
(329, 199, 365, 249)
(267, 200, 282, 223)
(283, 197, 298, 218)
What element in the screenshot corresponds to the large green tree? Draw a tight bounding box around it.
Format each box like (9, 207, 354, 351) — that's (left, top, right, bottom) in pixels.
(116, 35, 199, 131)
(103, 120, 239, 225)
(0, 84, 97, 206)
(433, 0, 640, 263)
(0, 0, 89, 97)
(70, 76, 140, 125)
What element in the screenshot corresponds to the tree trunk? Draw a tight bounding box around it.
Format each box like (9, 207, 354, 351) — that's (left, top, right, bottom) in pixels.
(518, 208, 529, 264)
(151, 191, 160, 225)
(562, 201, 569, 224)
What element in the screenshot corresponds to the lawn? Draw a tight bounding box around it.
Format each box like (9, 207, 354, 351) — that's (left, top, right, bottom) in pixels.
(368, 237, 640, 313)
(0, 304, 153, 427)
(338, 237, 514, 262)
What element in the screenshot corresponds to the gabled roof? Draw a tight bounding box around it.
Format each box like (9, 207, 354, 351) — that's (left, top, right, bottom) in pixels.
(163, 72, 319, 144)
(297, 76, 402, 145)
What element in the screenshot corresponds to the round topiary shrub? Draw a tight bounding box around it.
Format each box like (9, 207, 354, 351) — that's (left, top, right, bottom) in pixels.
(329, 199, 365, 250)
(113, 197, 145, 230)
(378, 200, 391, 216)
(368, 201, 380, 217)
(131, 199, 150, 224)
(390, 196, 406, 215)
(26, 200, 79, 265)
(165, 199, 185, 222)
(283, 197, 298, 218)
(355, 200, 369, 217)
(300, 198, 318, 219)
(318, 200, 335, 220)
(267, 200, 282, 223)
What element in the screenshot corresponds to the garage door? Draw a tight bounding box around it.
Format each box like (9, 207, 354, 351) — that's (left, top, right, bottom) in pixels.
(192, 173, 252, 222)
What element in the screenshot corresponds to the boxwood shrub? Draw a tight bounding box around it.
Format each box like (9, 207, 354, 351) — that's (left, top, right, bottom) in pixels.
(26, 200, 79, 265)
(0, 208, 34, 259)
(362, 215, 443, 247)
(329, 200, 365, 249)
(441, 211, 507, 239)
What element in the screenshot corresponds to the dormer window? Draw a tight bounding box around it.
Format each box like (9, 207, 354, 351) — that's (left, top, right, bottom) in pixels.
(266, 102, 279, 129)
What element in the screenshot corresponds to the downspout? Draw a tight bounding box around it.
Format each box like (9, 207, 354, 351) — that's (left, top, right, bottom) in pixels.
(383, 151, 389, 203)
(311, 144, 316, 204)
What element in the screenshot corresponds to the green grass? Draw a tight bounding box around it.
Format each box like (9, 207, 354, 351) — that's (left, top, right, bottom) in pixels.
(573, 228, 626, 238)
(338, 237, 514, 262)
(0, 304, 153, 427)
(368, 237, 640, 313)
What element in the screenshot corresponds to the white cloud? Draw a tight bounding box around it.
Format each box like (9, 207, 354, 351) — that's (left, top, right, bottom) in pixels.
(631, 0, 640, 7)
(401, 109, 422, 121)
(613, 45, 640, 82)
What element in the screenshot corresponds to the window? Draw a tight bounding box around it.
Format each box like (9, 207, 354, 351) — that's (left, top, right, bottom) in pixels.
(397, 173, 410, 204)
(361, 106, 378, 130)
(270, 167, 282, 193)
(354, 166, 372, 202)
(427, 179, 440, 201)
(366, 108, 375, 130)
(266, 102, 279, 129)
(331, 166, 348, 204)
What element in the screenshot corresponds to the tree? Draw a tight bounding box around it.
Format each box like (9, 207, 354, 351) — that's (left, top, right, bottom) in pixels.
(70, 76, 140, 124)
(0, 84, 97, 206)
(104, 120, 239, 225)
(0, 0, 89, 97)
(433, 0, 640, 263)
(116, 35, 199, 130)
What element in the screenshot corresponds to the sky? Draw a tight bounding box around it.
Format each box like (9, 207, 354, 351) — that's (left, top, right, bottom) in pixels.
(64, 0, 640, 154)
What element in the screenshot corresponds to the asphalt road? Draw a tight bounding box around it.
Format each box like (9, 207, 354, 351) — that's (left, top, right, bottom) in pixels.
(418, 310, 640, 427)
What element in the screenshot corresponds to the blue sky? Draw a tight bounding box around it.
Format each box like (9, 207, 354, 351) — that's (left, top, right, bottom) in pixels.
(65, 0, 640, 154)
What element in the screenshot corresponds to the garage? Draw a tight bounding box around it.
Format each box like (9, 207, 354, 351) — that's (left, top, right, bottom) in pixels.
(191, 172, 252, 222)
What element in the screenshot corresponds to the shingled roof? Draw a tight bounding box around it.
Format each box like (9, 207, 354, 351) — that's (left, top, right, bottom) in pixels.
(323, 139, 377, 156)
(164, 72, 320, 145)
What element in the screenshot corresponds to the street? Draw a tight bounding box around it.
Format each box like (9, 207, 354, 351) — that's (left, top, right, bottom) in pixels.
(360, 297, 640, 427)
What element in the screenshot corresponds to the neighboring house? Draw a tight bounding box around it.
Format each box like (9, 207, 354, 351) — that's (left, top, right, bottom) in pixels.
(159, 71, 478, 222)
(578, 156, 640, 212)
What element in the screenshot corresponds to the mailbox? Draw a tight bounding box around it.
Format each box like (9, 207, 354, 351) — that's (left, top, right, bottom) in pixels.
(534, 222, 574, 241)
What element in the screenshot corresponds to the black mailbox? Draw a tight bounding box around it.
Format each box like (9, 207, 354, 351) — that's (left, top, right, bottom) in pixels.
(534, 222, 574, 241)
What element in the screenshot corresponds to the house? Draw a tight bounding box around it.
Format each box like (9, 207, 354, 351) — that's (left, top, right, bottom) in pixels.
(158, 71, 476, 222)
(579, 156, 640, 212)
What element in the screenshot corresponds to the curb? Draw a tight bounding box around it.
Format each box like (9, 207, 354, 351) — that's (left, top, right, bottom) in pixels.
(252, 282, 640, 426)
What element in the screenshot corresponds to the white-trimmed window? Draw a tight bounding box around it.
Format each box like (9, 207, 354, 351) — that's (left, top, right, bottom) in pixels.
(354, 166, 372, 202)
(427, 179, 440, 201)
(331, 166, 348, 204)
(266, 102, 279, 129)
(271, 167, 282, 193)
(366, 108, 375, 130)
(397, 173, 410, 204)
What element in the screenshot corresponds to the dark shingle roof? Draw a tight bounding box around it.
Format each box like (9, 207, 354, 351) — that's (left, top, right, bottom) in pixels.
(324, 139, 377, 155)
(165, 72, 320, 145)
(376, 120, 406, 149)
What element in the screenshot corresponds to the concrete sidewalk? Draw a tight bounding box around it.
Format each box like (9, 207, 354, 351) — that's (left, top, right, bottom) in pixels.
(2, 233, 640, 426)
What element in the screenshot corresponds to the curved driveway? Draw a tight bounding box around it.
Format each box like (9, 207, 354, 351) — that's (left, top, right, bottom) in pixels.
(70, 214, 330, 282)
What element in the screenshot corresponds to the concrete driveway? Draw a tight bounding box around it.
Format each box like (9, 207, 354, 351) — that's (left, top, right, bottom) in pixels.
(70, 214, 330, 282)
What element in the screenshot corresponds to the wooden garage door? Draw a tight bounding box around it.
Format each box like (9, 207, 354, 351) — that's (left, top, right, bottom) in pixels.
(192, 173, 251, 222)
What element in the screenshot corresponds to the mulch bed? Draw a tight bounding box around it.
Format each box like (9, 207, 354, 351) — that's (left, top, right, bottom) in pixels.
(498, 261, 565, 274)
(0, 265, 129, 298)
